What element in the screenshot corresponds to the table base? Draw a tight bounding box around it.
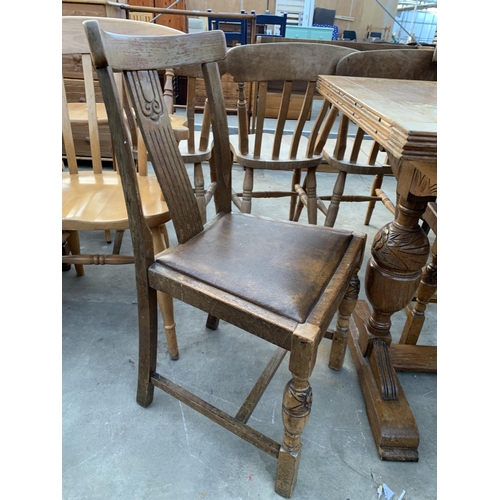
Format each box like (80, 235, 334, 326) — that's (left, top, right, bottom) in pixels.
(348, 300, 437, 462)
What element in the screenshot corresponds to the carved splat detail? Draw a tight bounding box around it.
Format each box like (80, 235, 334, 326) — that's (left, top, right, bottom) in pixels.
(131, 70, 164, 122)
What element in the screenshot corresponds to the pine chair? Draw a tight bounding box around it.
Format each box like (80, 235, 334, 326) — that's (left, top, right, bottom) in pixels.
(62, 16, 185, 359)
(84, 22, 366, 497)
(222, 42, 357, 224)
(315, 49, 438, 228)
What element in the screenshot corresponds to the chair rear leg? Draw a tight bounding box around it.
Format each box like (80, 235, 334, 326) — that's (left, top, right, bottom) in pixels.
(364, 173, 384, 226)
(151, 226, 179, 360)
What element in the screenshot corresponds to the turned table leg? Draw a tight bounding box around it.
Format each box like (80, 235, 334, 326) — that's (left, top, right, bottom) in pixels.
(350, 195, 431, 461)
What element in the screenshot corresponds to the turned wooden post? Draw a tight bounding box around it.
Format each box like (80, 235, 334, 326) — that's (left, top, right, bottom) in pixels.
(329, 273, 361, 370)
(400, 237, 437, 345)
(359, 196, 430, 400)
(276, 324, 319, 498)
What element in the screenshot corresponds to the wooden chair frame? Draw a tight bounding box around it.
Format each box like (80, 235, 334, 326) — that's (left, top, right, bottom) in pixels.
(84, 23, 366, 497)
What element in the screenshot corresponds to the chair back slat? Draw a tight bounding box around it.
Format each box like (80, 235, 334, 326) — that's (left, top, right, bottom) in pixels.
(272, 81, 292, 160)
(82, 53, 103, 173)
(62, 78, 79, 174)
(84, 22, 231, 244)
(291, 81, 316, 159)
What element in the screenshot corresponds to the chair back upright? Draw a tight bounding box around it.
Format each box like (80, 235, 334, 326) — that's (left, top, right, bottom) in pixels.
(84, 24, 231, 247)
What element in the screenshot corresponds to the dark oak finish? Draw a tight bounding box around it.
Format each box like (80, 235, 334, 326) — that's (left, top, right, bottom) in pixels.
(317, 75, 437, 461)
(220, 42, 357, 224)
(84, 23, 366, 497)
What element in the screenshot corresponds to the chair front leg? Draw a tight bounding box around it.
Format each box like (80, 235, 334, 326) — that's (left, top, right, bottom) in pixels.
(241, 167, 254, 214)
(324, 170, 347, 228)
(328, 273, 361, 370)
(275, 324, 319, 498)
(306, 168, 318, 225)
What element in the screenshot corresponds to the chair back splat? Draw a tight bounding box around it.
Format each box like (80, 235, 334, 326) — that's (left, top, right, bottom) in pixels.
(84, 21, 366, 498)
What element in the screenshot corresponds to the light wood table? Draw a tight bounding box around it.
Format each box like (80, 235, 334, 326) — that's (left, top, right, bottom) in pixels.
(317, 76, 437, 461)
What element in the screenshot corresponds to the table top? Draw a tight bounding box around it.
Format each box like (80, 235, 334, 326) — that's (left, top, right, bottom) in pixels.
(316, 76, 437, 164)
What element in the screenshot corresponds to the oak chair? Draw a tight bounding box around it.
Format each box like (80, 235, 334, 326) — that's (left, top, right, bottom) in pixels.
(84, 22, 366, 497)
(62, 16, 185, 359)
(315, 49, 438, 228)
(221, 42, 357, 224)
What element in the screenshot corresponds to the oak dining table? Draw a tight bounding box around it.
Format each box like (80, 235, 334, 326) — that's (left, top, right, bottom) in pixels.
(316, 75, 437, 461)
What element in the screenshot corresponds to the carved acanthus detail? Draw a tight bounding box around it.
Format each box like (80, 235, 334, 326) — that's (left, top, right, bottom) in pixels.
(411, 168, 437, 197)
(372, 223, 429, 273)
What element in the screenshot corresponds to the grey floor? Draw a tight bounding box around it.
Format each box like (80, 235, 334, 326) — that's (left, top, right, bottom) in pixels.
(62, 154, 437, 499)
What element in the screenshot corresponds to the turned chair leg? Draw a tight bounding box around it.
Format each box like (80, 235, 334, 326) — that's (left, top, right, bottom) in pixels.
(289, 168, 302, 221)
(241, 167, 254, 214)
(193, 161, 207, 224)
(66, 230, 84, 277)
(364, 173, 384, 226)
(400, 238, 437, 345)
(324, 170, 347, 228)
(275, 325, 317, 498)
(151, 226, 179, 360)
(112, 229, 125, 255)
(305, 168, 317, 225)
(328, 273, 361, 370)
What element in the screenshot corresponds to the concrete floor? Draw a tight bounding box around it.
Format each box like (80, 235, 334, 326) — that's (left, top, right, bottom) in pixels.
(62, 153, 437, 499)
